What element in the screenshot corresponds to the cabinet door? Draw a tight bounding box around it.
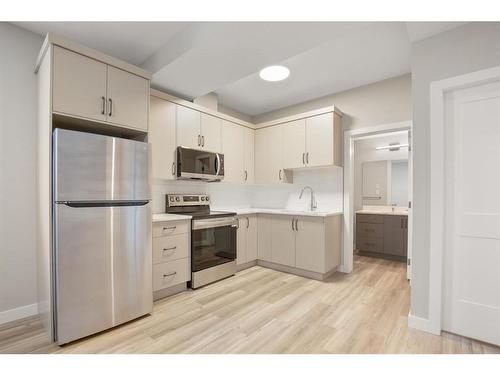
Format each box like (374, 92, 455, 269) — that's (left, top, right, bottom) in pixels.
(150, 96, 176, 180)
(201, 113, 222, 152)
(306, 112, 334, 167)
(246, 215, 258, 261)
(243, 127, 255, 184)
(257, 215, 272, 262)
(52, 46, 107, 122)
(236, 217, 247, 265)
(176, 105, 201, 149)
(295, 217, 325, 273)
(283, 119, 306, 169)
(271, 215, 296, 267)
(221, 120, 245, 183)
(106, 66, 149, 131)
(255, 125, 284, 184)
(383, 215, 408, 257)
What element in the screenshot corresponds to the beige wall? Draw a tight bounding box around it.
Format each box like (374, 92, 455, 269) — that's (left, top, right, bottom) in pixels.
(253, 74, 412, 129)
(0, 23, 43, 316)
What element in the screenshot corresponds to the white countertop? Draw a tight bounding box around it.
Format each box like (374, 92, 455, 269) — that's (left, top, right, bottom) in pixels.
(213, 207, 343, 218)
(356, 209, 408, 216)
(152, 213, 192, 222)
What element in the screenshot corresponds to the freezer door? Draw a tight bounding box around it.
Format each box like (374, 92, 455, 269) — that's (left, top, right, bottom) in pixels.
(54, 202, 152, 344)
(54, 128, 150, 202)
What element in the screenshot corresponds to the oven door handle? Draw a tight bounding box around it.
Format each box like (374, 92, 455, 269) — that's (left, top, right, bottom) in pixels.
(192, 216, 238, 230)
(215, 153, 221, 176)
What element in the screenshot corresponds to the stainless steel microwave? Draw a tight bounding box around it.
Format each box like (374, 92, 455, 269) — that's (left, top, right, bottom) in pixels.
(176, 146, 224, 182)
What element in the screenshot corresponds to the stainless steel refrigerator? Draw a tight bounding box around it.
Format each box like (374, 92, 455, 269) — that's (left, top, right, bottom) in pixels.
(52, 129, 152, 344)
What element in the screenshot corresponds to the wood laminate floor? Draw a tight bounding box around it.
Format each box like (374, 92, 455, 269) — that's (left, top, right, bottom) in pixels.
(1, 255, 499, 354)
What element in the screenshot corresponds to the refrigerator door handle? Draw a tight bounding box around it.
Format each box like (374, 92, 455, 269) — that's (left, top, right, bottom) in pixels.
(60, 201, 149, 208)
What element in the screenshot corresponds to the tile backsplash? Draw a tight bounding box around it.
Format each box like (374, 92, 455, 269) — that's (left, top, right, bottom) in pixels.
(151, 167, 343, 214)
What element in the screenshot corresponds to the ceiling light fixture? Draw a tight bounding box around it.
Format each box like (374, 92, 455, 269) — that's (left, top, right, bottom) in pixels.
(259, 65, 290, 82)
(376, 143, 409, 151)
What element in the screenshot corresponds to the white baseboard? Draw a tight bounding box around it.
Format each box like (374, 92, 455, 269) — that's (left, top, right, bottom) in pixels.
(0, 303, 38, 325)
(408, 313, 440, 335)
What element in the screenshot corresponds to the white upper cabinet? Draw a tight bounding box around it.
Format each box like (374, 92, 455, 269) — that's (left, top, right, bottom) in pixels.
(243, 127, 255, 184)
(255, 125, 290, 184)
(283, 119, 306, 169)
(305, 112, 335, 167)
(221, 120, 245, 183)
(53, 46, 107, 122)
(150, 96, 177, 180)
(176, 105, 201, 149)
(106, 66, 149, 131)
(200, 113, 222, 152)
(52, 46, 149, 131)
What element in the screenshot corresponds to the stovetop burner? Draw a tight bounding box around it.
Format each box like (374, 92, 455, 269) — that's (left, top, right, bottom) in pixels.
(164, 194, 236, 219)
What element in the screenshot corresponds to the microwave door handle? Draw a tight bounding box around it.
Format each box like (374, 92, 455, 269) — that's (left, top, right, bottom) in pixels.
(215, 153, 221, 176)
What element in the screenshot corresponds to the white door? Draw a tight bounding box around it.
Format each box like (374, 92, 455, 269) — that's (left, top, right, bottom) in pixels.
(407, 129, 413, 280)
(52, 46, 107, 122)
(295, 217, 325, 273)
(283, 119, 306, 169)
(246, 215, 258, 261)
(236, 216, 247, 265)
(221, 120, 244, 183)
(271, 215, 296, 267)
(443, 79, 500, 346)
(306, 112, 334, 167)
(243, 127, 255, 184)
(255, 125, 284, 184)
(201, 113, 222, 152)
(176, 105, 201, 149)
(149, 97, 176, 180)
(106, 66, 149, 131)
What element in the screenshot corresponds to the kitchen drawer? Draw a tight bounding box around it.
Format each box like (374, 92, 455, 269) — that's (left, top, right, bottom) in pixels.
(153, 234, 190, 265)
(357, 236, 384, 253)
(356, 222, 383, 238)
(153, 258, 190, 291)
(356, 214, 384, 224)
(153, 220, 190, 237)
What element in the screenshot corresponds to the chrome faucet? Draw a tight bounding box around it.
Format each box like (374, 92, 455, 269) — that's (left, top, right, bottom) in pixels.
(299, 186, 317, 211)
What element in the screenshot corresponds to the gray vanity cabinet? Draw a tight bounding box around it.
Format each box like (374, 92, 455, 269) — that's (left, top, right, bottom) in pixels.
(356, 213, 408, 260)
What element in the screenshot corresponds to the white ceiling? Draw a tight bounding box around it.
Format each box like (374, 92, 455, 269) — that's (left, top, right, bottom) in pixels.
(14, 21, 466, 117)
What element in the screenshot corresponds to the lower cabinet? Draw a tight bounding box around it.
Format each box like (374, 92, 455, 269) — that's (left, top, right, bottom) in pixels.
(256, 214, 341, 276)
(152, 220, 191, 298)
(356, 213, 408, 259)
(236, 214, 257, 265)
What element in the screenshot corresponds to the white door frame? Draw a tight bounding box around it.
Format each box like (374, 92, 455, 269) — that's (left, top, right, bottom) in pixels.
(342, 120, 413, 274)
(427, 65, 500, 335)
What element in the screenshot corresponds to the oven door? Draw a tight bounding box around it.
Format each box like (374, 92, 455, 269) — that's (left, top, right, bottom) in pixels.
(192, 216, 237, 272)
(177, 146, 224, 181)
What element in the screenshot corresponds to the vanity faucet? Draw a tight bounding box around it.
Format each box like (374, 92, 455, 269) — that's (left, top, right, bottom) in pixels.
(299, 186, 317, 211)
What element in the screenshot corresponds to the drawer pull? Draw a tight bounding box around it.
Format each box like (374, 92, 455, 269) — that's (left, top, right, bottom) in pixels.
(163, 272, 177, 278)
(162, 246, 177, 253)
(163, 226, 177, 231)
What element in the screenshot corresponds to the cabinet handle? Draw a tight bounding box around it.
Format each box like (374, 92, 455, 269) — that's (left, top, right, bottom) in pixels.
(162, 246, 177, 253)
(101, 96, 106, 115)
(306, 152, 309, 164)
(244, 170, 248, 181)
(162, 226, 176, 232)
(202, 135, 205, 147)
(171, 162, 175, 176)
(198, 135, 201, 147)
(302, 153, 305, 165)
(291, 218, 294, 231)
(246, 217, 249, 229)
(279, 169, 282, 181)
(163, 272, 177, 278)
(296, 218, 299, 231)
(401, 218, 403, 229)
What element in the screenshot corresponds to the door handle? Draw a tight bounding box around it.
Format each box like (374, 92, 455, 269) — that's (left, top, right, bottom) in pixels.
(108, 98, 113, 116)
(101, 96, 106, 115)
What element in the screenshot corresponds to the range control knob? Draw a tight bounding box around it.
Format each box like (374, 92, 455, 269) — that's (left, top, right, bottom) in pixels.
(175, 197, 181, 202)
(169, 196, 174, 202)
(201, 196, 205, 201)
(205, 196, 210, 202)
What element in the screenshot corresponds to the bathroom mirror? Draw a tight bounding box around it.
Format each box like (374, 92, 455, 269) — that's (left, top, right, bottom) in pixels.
(362, 159, 408, 207)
